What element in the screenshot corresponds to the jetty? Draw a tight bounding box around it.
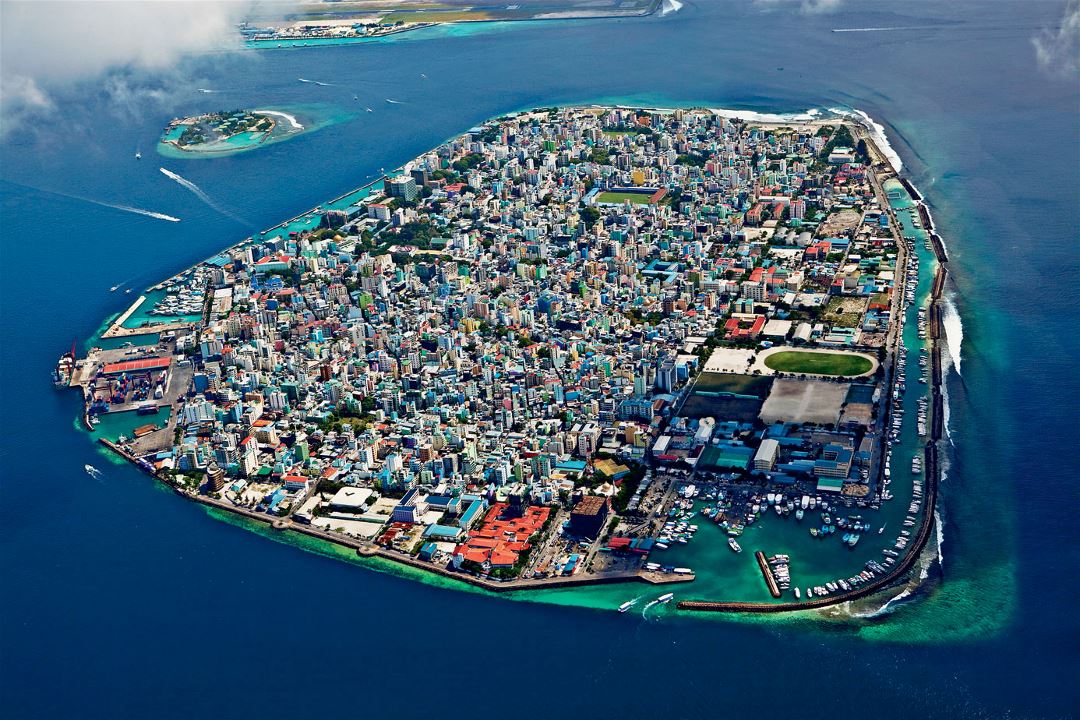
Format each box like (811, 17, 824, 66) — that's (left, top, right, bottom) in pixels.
(755, 551, 781, 598)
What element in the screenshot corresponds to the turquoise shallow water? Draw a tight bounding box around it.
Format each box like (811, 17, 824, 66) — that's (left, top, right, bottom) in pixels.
(1, 1, 1076, 717)
(156, 104, 353, 159)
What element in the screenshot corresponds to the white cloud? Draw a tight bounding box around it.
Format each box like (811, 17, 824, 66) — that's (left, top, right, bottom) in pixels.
(1032, 0, 1080, 76)
(0, 0, 259, 136)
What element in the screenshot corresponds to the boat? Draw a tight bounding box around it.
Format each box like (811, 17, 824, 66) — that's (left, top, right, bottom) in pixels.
(618, 598, 638, 613)
(794, 587, 801, 599)
(54, 341, 76, 388)
(84, 464, 101, 479)
(135, 151, 141, 160)
(728, 538, 742, 553)
(795, 508, 804, 521)
(658, 593, 675, 604)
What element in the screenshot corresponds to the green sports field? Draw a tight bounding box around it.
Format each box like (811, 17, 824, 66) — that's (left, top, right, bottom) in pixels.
(596, 191, 653, 205)
(763, 350, 873, 376)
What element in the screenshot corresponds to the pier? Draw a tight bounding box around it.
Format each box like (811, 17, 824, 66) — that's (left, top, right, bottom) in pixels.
(100, 294, 195, 339)
(755, 551, 781, 598)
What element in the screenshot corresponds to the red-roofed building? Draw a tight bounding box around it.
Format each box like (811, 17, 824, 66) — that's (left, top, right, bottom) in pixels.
(453, 502, 550, 571)
(102, 357, 171, 375)
(724, 315, 766, 340)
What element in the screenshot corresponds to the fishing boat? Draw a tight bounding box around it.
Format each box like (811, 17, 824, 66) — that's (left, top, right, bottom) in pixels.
(728, 538, 742, 553)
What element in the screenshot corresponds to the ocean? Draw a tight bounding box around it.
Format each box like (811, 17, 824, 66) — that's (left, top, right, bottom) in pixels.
(1, 1, 1077, 717)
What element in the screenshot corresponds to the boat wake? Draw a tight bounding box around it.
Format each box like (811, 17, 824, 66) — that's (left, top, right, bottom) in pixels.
(5, 180, 181, 223)
(298, 77, 332, 86)
(385, 98, 405, 104)
(832, 26, 943, 33)
(640, 599, 660, 618)
(94, 197, 180, 222)
(159, 168, 248, 225)
(85, 464, 102, 480)
(196, 88, 218, 93)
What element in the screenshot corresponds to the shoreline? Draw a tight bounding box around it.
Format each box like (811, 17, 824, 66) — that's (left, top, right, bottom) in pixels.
(80, 105, 951, 615)
(243, 1, 664, 48)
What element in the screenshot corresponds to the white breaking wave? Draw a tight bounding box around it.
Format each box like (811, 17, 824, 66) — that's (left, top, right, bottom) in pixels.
(660, 0, 684, 16)
(252, 109, 304, 131)
(709, 107, 822, 123)
(940, 369, 953, 442)
(826, 107, 904, 171)
(941, 292, 964, 377)
(934, 506, 945, 569)
(298, 77, 332, 86)
(160, 167, 248, 225)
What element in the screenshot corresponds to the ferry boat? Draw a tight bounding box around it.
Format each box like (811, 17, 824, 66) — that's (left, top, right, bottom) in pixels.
(728, 538, 742, 553)
(657, 593, 675, 604)
(54, 342, 76, 388)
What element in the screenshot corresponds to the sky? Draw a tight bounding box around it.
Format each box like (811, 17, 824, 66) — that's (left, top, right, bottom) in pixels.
(0, 1, 257, 137)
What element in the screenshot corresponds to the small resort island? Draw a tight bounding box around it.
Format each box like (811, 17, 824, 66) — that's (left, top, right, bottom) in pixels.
(159, 108, 308, 156)
(64, 106, 950, 614)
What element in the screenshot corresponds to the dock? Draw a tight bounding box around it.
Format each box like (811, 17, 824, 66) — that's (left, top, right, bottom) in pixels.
(755, 551, 781, 598)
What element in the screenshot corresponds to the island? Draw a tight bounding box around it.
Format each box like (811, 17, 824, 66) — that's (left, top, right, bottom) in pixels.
(65, 106, 949, 613)
(241, 0, 662, 47)
(159, 108, 308, 156)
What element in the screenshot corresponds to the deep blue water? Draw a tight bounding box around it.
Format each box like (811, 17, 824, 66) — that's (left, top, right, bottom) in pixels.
(2, 2, 1078, 718)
